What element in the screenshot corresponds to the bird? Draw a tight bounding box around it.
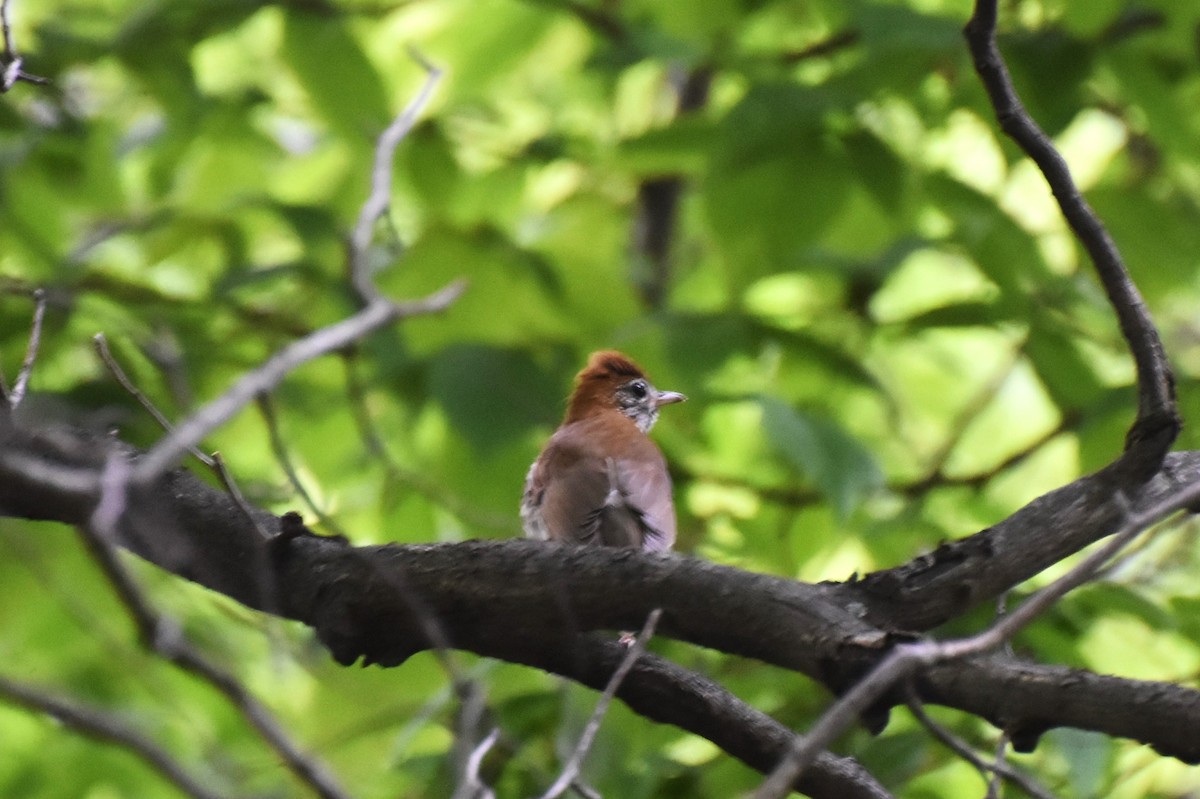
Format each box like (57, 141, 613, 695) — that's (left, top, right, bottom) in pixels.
(521, 350, 685, 552)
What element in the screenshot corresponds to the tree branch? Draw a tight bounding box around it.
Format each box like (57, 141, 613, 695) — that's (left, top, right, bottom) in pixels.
(754, 477, 1200, 797)
(5, 287, 45, 412)
(0, 423, 894, 798)
(349, 52, 443, 304)
(2, 425, 1200, 784)
(81, 456, 351, 799)
(0, 673, 226, 799)
(845, 451, 1196, 632)
(537, 609, 662, 799)
(964, 0, 1179, 474)
(905, 694, 1056, 799)
(133, 281, 463, 482)
(0, 0, 48, 91)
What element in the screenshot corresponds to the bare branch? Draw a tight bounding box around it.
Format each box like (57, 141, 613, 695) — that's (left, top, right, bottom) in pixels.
(0, 673, 226, 799)
(780, 29, 861, 64)
(350, 52, 443, 303)
(13, 422, 1200, 793)
(210, 451, 274, 540)
(128, 55, 452, 483)
(451, 726, 499, 799)
(964, 0, 1178, 467)
(96, 333, 275, 543)
(753, 478, 1200, 797)
(906, 694, 1056, 799)
(0, 0, 13, 59)
(82, 456, 352, 799)
(133, 280, 464, 482)
(256, 392, 349, 538)
(6, 287, 45, 410)
(984, 733, 1008, 799)
(538, 609, 663, 799)
(94, 333, 215, 468)
(0, 0, 47, 91)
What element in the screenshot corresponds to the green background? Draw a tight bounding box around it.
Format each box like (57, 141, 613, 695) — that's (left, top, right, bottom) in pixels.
(3, 0, 1200, 796)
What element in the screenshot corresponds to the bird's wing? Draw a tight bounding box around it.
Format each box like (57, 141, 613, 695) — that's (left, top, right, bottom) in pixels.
(525, 422, 675, 551)
(609, 450, 676, 552)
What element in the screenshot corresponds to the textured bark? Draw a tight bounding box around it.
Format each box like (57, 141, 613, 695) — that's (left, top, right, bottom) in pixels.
(3, 422, 1200, 776)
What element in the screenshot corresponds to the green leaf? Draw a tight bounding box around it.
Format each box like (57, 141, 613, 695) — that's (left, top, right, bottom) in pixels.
(282, 8, 389, 142)
(614, 116, 713, 176)
(704, 85, 851, 284)
(926, 174, 1053, 295)
(428, 344, 561, 454)
(1072, 584, 1176, 632)
(1024, 322, 1105, 410)
(1047, 729, 1112, 799)
(759, 397, 882, 518)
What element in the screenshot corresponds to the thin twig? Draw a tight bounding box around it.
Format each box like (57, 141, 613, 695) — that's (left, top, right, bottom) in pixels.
(82, 455, 352, 799)
(129, 54, 452, 481)
(917, 342, 1025, 483)
(350, 51, 442, 303)
(984, 732, 1009, 799)
(94, 333, 215, 468)
(686, 407, 1078, 509)
(132, 281, 464, 482)
(451, 726, 499, 799)
(450, 676, 494, 796)
(752, 476, 1200, 798)
(0, 0, 48, 91)
(96, 333, 279, 621)
(964, 0, 1178, 456)
(906, 693, 1056, 799)
(780, 29, 861, 64)
(0, 673, 226, 799)
(209, 451, 274, 541)
(256, 393, 349, 538)
(7, 287, 45, 410)
(569, 780, 602, 799)
(537, 609, 663, 799)
(0, 0, 13, 57)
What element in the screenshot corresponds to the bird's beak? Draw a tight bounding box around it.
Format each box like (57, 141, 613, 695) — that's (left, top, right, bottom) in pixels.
(655, 390, 687, 407)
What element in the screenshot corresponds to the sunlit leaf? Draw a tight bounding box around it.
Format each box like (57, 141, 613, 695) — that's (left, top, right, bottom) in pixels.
(760, 397, 883, 518)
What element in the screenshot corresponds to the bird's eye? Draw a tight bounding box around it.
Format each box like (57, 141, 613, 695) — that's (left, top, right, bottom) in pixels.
(627, 380, 648, 398)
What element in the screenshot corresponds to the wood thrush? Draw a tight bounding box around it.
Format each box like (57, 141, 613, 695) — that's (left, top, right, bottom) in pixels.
(521, 351, 685, 552)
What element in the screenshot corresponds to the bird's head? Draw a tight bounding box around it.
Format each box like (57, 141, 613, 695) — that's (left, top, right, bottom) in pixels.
(564, 350, 686, 432)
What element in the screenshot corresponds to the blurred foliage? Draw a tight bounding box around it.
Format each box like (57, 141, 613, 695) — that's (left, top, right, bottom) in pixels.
(3, 0, 1200, 796)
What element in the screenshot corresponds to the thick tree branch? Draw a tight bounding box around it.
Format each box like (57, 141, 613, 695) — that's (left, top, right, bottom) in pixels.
(2, 424, 1200, 779)
(846, 451, 1200, 631)
(756, 476, 1200, 796)
(920, 655, 1200, 762)
(964, 0, 1179, 473)
(0, 423, 888, 798)
(81, 458, 351, 799)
